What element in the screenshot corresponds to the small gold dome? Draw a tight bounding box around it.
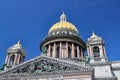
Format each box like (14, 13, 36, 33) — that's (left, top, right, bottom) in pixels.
(48, 12, 78, 34)
(13, 40, 22, 49)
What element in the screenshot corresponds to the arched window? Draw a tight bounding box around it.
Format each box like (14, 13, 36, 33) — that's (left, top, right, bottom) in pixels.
(56, 47, 60, 58)
(68, 47, 71, 58)
(93, 46, 100, 57)
(9, 55, 15, 65)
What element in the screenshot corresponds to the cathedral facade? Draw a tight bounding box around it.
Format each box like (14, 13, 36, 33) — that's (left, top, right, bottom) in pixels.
(0, 13, 120, 80)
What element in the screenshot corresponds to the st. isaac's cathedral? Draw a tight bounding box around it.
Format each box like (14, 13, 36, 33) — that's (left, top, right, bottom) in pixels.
(0, 13, 120, 80)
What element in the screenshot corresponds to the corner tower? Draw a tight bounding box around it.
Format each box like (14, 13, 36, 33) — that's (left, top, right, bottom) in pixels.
(5, 41, 26, 69)
(87, 32, 108, 63)
(40, 12, 86, 61)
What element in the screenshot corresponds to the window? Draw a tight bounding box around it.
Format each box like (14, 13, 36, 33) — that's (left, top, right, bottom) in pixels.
(93, 46, 100, 57)
(9, 55, 15, 65)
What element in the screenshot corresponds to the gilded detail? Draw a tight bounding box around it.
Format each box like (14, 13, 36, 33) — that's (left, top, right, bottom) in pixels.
(49, 13, 78, 33)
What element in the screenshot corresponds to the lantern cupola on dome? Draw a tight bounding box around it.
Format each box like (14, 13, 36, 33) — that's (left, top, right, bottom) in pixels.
(60, 12, 67, 21)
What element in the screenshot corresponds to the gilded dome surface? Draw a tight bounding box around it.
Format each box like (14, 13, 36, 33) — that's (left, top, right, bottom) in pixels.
(48, 12, 78, 34)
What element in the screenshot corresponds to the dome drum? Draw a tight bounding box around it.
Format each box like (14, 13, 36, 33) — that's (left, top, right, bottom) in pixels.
(41, 41, 85, 60)
(40, 35, 86, 60)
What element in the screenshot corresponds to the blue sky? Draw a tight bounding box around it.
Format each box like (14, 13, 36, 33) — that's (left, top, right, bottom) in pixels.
(0, 0, 120, 66)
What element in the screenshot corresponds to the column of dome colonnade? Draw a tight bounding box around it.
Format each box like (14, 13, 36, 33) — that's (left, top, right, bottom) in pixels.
(44, 42, 84, 59)
(40, 12, 86, 61)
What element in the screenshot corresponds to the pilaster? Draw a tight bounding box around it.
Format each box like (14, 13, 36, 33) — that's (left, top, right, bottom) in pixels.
(14, 53, 17, 65)
(5, 55, 9, 64)
(103, 46, 106, 57)
(100, 45, 103, 57)
(17, 54, 21, 64)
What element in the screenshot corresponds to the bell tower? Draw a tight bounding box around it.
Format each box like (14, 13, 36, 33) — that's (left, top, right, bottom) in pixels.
(87, 32, 108, 63)
(4, 41, 26, 69)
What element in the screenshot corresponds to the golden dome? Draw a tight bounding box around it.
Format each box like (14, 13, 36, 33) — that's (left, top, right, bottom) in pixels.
(13, 40, 22, 49)
(48, 12, 78, 33)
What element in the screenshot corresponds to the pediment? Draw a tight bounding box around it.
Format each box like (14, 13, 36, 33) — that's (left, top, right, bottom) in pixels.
(0, 55, 93, 76)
